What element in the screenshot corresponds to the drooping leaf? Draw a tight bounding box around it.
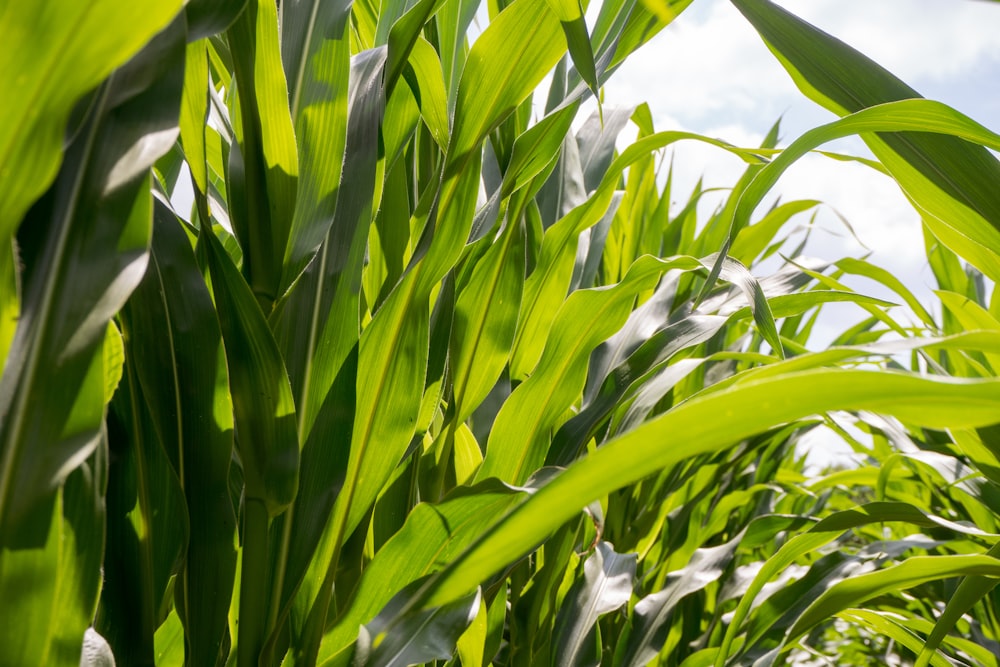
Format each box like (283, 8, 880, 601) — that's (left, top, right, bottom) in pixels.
(553, 541, 637, 667)
(361, 587, 482, 667)
(731, 0, 1000, 282)
(784, 555, 1000, 653)
(622, 532, 744, 667)
(418, 372, 1000, 611)
(916, 542, 1000, 667)
(716, 500, 999, 665)
(480, 254, 691, 484)
(511, 131, 765, 380)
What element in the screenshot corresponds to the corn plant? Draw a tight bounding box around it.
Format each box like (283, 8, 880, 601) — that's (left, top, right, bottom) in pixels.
(4, 0, 1000, 665)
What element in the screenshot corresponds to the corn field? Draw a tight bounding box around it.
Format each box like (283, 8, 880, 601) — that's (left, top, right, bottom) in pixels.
(4, 0, 1000, 665)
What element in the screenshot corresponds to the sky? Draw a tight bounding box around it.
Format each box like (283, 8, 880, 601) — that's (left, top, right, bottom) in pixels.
(573, 0, 1000, 469)
(587, 0, 1000, 321)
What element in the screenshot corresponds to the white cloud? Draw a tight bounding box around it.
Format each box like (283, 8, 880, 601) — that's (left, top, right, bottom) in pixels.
(601, 0, 1000, 130)
(775, 0, 1000, 83)
(591, 0, 1000, 332)
(602, 0, 800, 125)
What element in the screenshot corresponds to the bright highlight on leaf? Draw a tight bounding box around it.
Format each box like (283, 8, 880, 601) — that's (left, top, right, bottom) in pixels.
(2, 0, 1000, 665)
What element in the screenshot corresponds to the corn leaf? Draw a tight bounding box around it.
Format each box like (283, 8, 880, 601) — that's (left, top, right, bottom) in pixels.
(226, 0, 299, 308)
(116, 200, 238, 664)
(553, 541, 637, 667)
(731, 0, 1000, 282)
(0, 0, 183, 242)
(0, 19, 184, 546)
(319, 480, 526, 664)
(421, 371, 1000, 609)
(279, 0, 353, 292)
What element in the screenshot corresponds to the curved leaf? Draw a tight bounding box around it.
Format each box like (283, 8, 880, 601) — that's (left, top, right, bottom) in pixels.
(0, 0, 183, 239)
(0, 18, 184, 545)
(421, 371, 1000, 610)
(554, 541, 637, 667)
(786, 555, 1000, 649)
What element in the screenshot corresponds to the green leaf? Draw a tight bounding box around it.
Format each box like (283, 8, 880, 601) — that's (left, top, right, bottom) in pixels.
(937, 290, 1000, 371)
(102, 322, 124, 404)
(455, 596, 489, 667)
(226, 0, 299, 308)
(786, 555, 1000, 649)
(120, 201, 238, 665)
(153, 610, 185, 666)
(1, 442, 108, 666)
(731, 0, 1000, 282)
(533, 129, 586, 230)
(451, 217, 526, 422)
(700, 98, 1000, 297)
(480, 255, 683, 484)
(319, 481, 525, 664)
(552, 306, 725, 465)
(411, 0, 568, 307)
(717, 500, 997, 665)
(180, 39, 211, 200)
(622, 533, 743, 667)
(448, 0, 564, 166)
(279, 0, 353, 291)
(100, 363, 188, 665)
(381, 0, 451, 97)
(916, 541, 1000, 667)
(402, 38, 451, 151)
(185, 0, 247, 40)
(834, 257, 936, 328)
(362, 588, 482, 667)
(554, 541, 637, 667)
(577, 107, 635, 191)
(201, 224, 298, 516)
(729, 200, 820, 266)
(0, 492, 66, 665)
(501, 103, 580, 201)
(333, 277, 429, 547)
(417, 371, 1000, 612)
(274, 345, 356, 661)
(433, 0, 480, 112)
(291, 273, 428, 664)
(273, 47, 388, 664)
(712, 254, 784, 359)
(0, 0, 183, 243)
(603, 0, 694, 72)
(511, 131, 765, 380)
(0, 18, 184, 546)
(544, 0, 599, 96)
(0, 238, 18, 364)
(275, 46, 386, 444)
(201, 219, 299, 663)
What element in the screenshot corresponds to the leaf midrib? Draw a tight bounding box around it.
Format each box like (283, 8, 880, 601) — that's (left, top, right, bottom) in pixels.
(0, 79, 111, 530)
